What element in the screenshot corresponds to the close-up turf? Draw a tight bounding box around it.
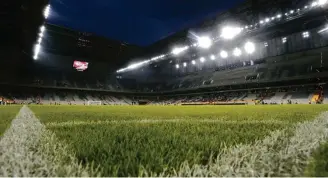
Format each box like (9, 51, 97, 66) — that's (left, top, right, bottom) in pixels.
(1, 105, 325, 176)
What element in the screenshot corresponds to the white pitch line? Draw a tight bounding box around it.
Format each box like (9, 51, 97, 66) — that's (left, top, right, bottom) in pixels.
(157, 111, 328, 177)
(46, 119, 287, 127)
(0, 106, 99, 177)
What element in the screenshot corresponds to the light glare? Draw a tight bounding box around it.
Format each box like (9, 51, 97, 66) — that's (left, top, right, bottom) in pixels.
(220, 51, 228, 58)
(319, 0, 327, 5)
(220, 26, 242, 40)
(244, 42, 255, 54)
(44, 5, 50, 19)
(210, 55, 216, 60)
(197, 36, 212, 49)
(233, 48, 242, 57)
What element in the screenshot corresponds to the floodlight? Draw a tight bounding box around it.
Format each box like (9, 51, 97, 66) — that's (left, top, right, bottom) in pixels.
(220, 51, 228, 58)
(277, 14, 282, 18)
(271, 17, 275, 20)
(37, 37, 42, 44)
(244, 42, 255, 54)
(305, 5, 308, 9)
(210, 55, 216, 60)
(40, 26, 45, 32)
(319, 0, 327, 5)
(191, 60, 196, 65)
(265, 18, 270, 22)
(183, 62, 187, 67)
(290, 10, 294, 14)
(197, 36, 212, 49)
(176, 64, 180, 69)
(233, 48, 242, 57)
(44, 5, 50, 19)
(34, 44, 41, 60)
(172, 46, 188, 55)
(312, 2, 318, 7)
(260, 20, 264, 24)
(264, 42, 268, 47)
(200, 57, 205, 63)
(39, 32, 43, 38)
(302, 31, 310, 38)
(220, 26, 243, 40)
(282, 37, 287, 43)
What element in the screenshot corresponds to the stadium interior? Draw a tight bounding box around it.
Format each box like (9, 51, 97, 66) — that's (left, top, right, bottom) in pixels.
(1, 0, 328, 106)
(4, 0, 328, 177)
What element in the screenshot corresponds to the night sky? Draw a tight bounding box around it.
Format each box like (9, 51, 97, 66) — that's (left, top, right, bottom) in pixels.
(48, 0, 245, 46)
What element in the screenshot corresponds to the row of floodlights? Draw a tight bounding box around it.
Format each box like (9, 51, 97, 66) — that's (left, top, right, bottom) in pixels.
(116, 0, 327, 73)
(175, 42, 255, 69)
(175, 31, 312, 69)
(244, 0, 327, 30)
(33, 5, 50, 60)
(118, 30, 312, 73)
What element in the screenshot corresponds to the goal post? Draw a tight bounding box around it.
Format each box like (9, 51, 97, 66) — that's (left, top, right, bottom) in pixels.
(87, 101, 102, 105)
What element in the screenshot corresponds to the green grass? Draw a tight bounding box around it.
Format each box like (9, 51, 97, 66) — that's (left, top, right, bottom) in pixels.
(305, 141, 328, 176)
(0, 106, 21, 136)
(30, 105, 328, 176)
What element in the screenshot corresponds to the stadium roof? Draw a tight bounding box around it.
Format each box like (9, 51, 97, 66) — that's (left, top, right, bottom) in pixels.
(116, 0, 325, 73)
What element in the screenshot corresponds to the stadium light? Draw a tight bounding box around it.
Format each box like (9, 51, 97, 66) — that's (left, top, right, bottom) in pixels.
(200, 57, 205, 63)
(220, 50, 228, 58)
(192, 60, 196, 65)
(44, 5, 50, 19)
(34, 44, 41, 60)
(197, 36, 212, 49)
(37, 37, 42, 44)
(220, 26, 242, 40)
(302, 31, 310, 38)
(176, 64, 180, 69)
(233, 48, 242, 57)
(210, 55, 216, 60)
(172, 46, 189, 55)
(40, 26, 45, 33)
(264, 42, 268, 47)
(312, 1, 318, 7)
(244, 42, 255, 54)
(319, 0, 327, 5)
(282, 37, 287, 43)
(277, 14, 282, 18)
(265, 18, 270, 22)
(183, 62, 187, 67)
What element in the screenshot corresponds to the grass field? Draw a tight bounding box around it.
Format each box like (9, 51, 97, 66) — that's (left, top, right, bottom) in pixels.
(0, 106, 21, 136)
(28, 105, 328, 176)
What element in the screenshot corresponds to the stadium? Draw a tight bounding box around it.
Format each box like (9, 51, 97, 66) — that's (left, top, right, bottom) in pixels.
(1, 0, 328, 176)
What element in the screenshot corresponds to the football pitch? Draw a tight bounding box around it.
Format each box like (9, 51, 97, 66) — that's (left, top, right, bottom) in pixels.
(1, 105, 328, 176)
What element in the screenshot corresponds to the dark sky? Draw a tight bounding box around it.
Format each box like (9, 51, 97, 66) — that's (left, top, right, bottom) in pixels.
(48, 0, 245, 46)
